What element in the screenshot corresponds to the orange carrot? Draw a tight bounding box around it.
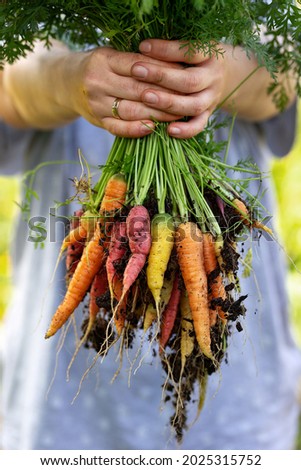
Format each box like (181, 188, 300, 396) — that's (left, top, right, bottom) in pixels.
(63, 224, 87, 249)
(45, 174, 128, 339)
(61, 210, 96, 253)
(232, 198, 273, 235)
(111, 276, 128, 335)
(45, 222, 107, 338)
(159, 272, 181, 352)
(176, 222, 212, 359)
(99, 173, 127, 215)
(66, 266, 109, 376)
(203, 232, 227, 326)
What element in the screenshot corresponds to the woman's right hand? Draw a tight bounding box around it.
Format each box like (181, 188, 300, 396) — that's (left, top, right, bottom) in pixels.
(0, 41, 183, 134)
(67, 46, 185, 137)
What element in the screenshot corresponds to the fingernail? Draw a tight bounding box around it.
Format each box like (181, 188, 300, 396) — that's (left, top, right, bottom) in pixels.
(141, 122, 154, 133)
(139, 41, 151, 53)
(169, 126, 181, 136)
(132, 65, 148, 78)
(144, 92, 158, 104)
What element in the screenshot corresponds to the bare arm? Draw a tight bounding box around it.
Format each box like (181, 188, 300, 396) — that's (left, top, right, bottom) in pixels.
(0, 41, 80, 128)
(0, 39, 297, 139)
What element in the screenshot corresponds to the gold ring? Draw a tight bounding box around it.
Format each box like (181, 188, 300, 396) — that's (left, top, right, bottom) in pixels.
(112, 97, 123, 119)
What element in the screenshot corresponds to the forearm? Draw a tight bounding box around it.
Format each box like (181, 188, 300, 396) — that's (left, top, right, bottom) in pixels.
(0, 41, 83, 129)
(221, 44, 297, 121)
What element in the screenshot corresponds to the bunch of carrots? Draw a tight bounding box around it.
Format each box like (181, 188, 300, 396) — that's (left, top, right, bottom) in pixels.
(3, 0, 297, 444)
(45, 127, 272, 440)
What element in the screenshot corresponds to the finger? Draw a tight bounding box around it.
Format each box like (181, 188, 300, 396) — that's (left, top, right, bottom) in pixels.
(132, 61, 212, 94)
(139, 39, 210, 65)
(107, 96, 183, 122)
(105, 47, 180, 78)
(99, 67, 184, 103)
(101, 118, 156, 138)
(92, 95, 183, 123)
(167, 111, 212, 139)
(141, 88, 214, 116)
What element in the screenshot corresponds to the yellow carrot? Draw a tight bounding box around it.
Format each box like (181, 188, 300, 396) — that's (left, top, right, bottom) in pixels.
(146, 213, 175, 311)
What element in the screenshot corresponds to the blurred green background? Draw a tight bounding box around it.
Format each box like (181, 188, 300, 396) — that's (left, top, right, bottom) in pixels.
(272, 103, 301, 450)
(0, 175, 19, 320)
(272, 104, 301, 347)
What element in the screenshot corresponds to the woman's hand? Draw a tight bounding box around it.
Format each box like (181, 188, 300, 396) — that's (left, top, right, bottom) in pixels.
(69, 46, 184, 137)
(132, 39, 227, 138)
(133, 39, 297, 138)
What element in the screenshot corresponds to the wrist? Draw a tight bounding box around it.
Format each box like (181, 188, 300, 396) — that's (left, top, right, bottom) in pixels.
(50, 49, 89, 122)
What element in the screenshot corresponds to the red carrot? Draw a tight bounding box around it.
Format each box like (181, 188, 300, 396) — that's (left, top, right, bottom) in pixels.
(106, 220, 128, 301)
(65, 209, 85, 284)
(89, 267, 109, 321)
(159, 272, 181, 352)
(120, 205, 151, 300)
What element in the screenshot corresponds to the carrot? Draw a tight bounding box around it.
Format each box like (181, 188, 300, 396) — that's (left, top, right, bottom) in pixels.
(232, 198, 273, 235)
(143, 303, 158, 332)
(106, 220, 128, 302)
(103, 268, 127, 335)
(146, 213, 175, 312)
(65, 239, 84, 282)
(159, 272, 181, 352)
(45, 222, 107, 338)
(61, 209, 97, 254)
(203, 232, 227, 326)
(61, 224, 88, 253)
(65, 210, 85, 284)
(45, 174, 128, 339)
(66, 266, 109, 377)
(99, 173, 127, 215)
(119, 205, 151, 301)
(175, 222, 212, 359)
(214, 233, 224, 272)
(194, 372, 208, 423)
(159, 272, 175, 313)
(180, 290, 194, 370)
(61, 173, 127, 253)
(88, 267, 109, 322)
(111, 276, 128, 335)
(143, 270, 175, 333)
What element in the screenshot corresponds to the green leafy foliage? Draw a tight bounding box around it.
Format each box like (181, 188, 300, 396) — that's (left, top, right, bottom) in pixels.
(1, 0, 300, 107)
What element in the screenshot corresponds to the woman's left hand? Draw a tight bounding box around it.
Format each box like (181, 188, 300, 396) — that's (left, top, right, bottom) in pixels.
(131, 39, 227, 138)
